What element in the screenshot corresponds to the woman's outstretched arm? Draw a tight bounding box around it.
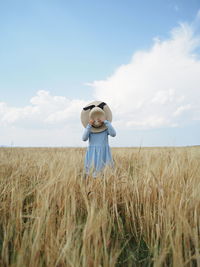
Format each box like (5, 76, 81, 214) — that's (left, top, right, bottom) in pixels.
(104, 120, 116, 137)
(82, 124, 92, 141)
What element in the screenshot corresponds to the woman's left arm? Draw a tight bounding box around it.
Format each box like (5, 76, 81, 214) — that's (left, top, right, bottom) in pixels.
(104, 120, 116, 137)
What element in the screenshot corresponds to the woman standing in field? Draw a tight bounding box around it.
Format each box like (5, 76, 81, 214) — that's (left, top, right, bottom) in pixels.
(81, 101, 116, 178)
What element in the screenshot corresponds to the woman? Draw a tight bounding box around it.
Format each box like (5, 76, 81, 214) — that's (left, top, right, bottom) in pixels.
(81, 101, 116, 178)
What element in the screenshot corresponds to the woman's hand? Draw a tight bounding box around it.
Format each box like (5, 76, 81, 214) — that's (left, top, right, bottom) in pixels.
(89, 119, 104, 126)
(89, 119, 94, 125)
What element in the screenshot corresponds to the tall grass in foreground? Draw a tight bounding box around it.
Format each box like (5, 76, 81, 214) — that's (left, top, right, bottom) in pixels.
(0, 147, 199, 267)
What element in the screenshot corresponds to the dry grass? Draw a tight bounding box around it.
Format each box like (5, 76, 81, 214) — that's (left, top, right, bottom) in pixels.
(0, 146, 200, 267)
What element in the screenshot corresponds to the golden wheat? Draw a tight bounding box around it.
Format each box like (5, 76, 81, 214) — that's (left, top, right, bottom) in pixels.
(0, 146, 199, 266)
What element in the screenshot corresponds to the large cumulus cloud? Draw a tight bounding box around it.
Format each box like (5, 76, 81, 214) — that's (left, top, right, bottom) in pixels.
(88, 22, 200, 129)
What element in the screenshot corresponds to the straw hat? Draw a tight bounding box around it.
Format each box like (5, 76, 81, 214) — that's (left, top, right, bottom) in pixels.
(81, 101, 112, 133)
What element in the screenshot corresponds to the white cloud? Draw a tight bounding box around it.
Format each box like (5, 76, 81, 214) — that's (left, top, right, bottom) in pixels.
(173, 104, 192, 117)
(0, 90, 89, 146)
(88, 21, 200, 130)
(0, 90, 88, 128)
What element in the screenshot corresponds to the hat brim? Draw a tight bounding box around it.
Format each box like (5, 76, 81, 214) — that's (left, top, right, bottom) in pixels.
(81, 101, 112, 133)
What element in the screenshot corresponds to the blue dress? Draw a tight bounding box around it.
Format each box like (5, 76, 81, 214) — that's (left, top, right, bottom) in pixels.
(82, 120, 116, 177)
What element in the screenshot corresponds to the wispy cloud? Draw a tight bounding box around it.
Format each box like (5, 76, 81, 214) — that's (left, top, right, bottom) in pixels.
(174, 4, 179, 12)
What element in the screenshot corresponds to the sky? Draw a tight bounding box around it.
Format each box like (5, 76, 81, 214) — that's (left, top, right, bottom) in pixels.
(0, 0, 200, 147)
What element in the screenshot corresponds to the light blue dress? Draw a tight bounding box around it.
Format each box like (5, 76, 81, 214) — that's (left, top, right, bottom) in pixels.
(82, 120, 116, 177)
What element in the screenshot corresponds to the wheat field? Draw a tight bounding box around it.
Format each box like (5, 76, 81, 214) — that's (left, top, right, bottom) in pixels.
(0, 146, 199, 267)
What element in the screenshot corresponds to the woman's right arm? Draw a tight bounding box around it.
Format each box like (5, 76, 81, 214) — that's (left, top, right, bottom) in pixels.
(82, 124, 92, 141)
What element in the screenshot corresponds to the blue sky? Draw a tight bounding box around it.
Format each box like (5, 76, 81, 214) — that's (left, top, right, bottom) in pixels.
(0, 0, 200, 146)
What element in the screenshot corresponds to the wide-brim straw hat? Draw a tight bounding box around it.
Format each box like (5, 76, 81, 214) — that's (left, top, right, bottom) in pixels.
(81, 101, 112, 133)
